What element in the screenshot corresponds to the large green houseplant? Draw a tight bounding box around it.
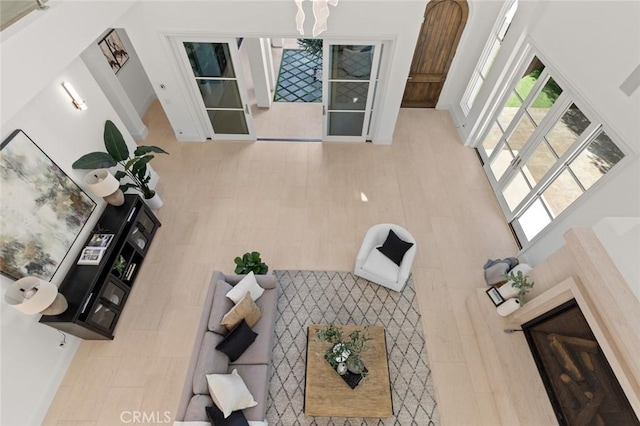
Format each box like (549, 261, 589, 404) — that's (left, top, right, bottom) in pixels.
(72, 120, 168, 201)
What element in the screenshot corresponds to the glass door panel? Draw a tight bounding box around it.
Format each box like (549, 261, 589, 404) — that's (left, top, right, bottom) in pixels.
(502, 170, 531, 210)
(181, 41, 253, 139)
(526, 77, 562, 125)
(323, 42, 381, 141)
(546, 103, 591, 157)
(482, 122, 504, 154)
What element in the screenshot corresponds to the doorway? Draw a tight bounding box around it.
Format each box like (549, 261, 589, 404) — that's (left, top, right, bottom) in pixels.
(242, 38, 323, 141)
(402, 0, 468, 108)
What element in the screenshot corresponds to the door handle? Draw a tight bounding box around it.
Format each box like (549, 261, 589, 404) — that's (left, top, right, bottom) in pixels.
(245, 104, 249, 115)
(323, 105, 326, 115)
(407, 76, 413, 80)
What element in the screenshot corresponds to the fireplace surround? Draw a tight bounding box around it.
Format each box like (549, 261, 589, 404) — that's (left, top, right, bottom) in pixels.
(467, 229, 640, 425)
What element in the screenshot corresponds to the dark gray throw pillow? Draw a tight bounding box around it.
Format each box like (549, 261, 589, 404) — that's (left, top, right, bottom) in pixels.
(377, 229, 414, 266)
(215, 320, 258, 362)
(205, 404, 249, 425)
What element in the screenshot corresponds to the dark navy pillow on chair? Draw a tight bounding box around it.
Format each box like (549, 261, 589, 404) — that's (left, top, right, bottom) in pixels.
(377, 229, 414, 266)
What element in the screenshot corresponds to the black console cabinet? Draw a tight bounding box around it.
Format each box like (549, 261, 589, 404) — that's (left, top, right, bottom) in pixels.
(40, 195, 161, 340)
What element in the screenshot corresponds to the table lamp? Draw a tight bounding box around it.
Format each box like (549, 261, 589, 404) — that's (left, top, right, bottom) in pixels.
(4, 276, 68, 315)
(84, 169, 125, 206)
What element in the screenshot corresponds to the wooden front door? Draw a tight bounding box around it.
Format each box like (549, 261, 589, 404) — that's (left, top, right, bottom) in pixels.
(402, 0, 468, 108)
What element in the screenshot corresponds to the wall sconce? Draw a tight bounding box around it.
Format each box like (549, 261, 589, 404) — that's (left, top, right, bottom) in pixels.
(84, 169, 125, 206)
(62, 82, 87, 110)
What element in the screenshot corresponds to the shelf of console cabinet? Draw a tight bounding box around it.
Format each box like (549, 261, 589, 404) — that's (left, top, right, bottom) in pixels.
(39, 195, 159, 339)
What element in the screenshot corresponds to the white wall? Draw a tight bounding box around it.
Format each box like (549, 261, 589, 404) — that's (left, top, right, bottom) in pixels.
(114, 28, 157, 118)
(116, 0, 425, 143)
(0, 57, 143, 426)
(0, 0, 136, 127)
(517, 0, 640, 264)
(442, 0, 640, 268)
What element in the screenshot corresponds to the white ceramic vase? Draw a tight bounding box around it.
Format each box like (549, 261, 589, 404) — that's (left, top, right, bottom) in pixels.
(144, 193, 163, 210)
(498, 283, 519, 299)
(497, 298, 521, 317)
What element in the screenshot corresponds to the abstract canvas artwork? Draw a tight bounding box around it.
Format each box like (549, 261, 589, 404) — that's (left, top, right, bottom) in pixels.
(0, 130, 96, 281)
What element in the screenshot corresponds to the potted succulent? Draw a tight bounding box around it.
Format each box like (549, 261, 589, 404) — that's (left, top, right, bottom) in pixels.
(502, 270, 535, 305)
(316, 325, 370, 377)
(234, 251, 269, 275)
(112, 255, 126, 279)
(72, 120, 169, 209)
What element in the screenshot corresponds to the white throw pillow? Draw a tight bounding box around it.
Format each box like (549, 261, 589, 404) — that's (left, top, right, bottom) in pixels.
(206, 369, 258, 418)
(226, 272, 265, 304)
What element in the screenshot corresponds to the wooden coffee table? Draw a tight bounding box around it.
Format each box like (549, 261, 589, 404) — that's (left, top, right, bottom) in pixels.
(305, 324, 393, 418)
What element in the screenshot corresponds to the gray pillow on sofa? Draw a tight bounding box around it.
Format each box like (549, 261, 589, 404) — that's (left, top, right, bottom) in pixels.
(208, 280, 235, 335)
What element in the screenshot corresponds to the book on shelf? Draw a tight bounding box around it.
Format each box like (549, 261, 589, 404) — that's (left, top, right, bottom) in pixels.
(124, 263, 137, 281)
(77, 247, 106, 265)
(87, 233, 114, 248)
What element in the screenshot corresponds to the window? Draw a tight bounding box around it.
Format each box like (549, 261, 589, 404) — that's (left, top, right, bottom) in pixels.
(460, 0, 518, 114)
(476, 53, 627, 245)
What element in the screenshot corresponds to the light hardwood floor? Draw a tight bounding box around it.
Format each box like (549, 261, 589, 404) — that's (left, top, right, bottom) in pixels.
(44, 101, 518, 425)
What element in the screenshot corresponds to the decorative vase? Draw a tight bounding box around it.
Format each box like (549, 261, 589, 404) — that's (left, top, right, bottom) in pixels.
(144, 193, 163, 210)
(336, 362, 348, 375)
(497, 298, 521, 317)
(347, 357, 364, 374)
(498, 283, 518, 300)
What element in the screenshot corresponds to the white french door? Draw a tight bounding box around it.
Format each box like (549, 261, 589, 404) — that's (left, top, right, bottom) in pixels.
(176, 37, 255, 140)
(322, 41, 381, 142)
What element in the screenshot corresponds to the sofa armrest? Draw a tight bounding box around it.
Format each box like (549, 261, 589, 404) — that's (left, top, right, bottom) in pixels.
(224, 273, 277, 290)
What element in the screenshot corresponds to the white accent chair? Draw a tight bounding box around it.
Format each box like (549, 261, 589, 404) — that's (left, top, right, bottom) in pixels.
(354, 224, 417, 292)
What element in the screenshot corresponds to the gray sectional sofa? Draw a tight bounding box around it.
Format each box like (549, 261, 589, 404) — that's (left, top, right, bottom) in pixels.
(175, 271, 279, 424)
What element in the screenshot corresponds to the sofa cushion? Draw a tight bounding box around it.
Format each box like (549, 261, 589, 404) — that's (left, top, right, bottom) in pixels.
(206, 369, 258, 418)
(208, 280, 236, 335)
(206, 405, 249, 426)
(216, 320, 258, 362)
(184, 394, 214, 422)
(230, 288, 277, 365)
(227, 272, 265, 304)
(362, 248, 399, 282)
(192, 332, 229, 395)
(377, 229, 414, 266)
(221, 292, 262, 330)
(229, 364, 269, 422)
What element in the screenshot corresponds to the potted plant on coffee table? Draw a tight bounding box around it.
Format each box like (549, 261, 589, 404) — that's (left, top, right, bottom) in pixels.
(316, 325, 370, 380)
(72, 120, 169, 209)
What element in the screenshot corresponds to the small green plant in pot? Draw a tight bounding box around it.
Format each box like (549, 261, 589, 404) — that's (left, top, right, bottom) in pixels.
(112, 255, 126, 278)
(234, 251, 268, 275)
(503, 270, 535, 305)
(72, 120, 168, 201)
(316, 325, 371, 376)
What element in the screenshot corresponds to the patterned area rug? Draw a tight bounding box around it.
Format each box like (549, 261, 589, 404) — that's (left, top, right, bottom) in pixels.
(267, 271, 440, 425)
(273, 49, 323, 103)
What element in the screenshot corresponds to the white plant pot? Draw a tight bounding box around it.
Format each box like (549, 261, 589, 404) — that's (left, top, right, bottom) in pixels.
(144, 193, 163, 210)
(497, 298, 521, 317)
(498, 283, 519, 300)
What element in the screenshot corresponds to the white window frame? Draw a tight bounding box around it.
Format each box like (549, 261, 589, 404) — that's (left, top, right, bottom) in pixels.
(460, 0, 518, 115)
(474, 45, 632, 248)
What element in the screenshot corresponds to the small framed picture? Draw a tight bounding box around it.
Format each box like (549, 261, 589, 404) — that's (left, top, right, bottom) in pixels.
(87, 233, 114, 248)
(77, 247, 106, 265)
(486, 286, 505, 307)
